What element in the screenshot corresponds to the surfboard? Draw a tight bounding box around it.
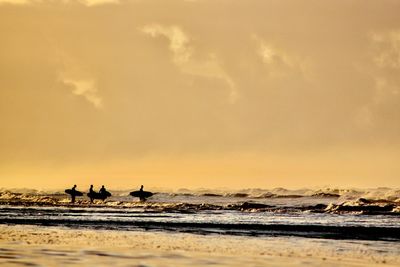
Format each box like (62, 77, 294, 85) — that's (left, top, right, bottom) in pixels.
(65, 189, 83, 196)
(87, 191, 111, 200)
(130, 190, 153, 198)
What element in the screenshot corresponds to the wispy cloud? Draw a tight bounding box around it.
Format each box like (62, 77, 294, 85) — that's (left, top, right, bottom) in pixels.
(355, 30, 400, 128)
(0, 0, 31, 4)
(253, 35, 311, 80)
(370, 30, 400, 100)
(79, 0, 119, 7)
(371, 30, 400, 69)
(55, 49, 103, 109)
(142, 24, 238, 103)
(142, 24, 192, 65)
(0, 0, 119, 6)
(61, 77, 103, 108)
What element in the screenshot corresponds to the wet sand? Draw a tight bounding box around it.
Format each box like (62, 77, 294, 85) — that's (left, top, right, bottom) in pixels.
(1, 225, 399, 266)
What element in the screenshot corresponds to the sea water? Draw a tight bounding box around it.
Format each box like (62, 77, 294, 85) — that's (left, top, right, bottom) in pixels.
(0, 187, 399, 240)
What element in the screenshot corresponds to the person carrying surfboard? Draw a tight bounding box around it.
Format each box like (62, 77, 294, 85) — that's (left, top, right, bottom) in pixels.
(65, 185, 83, 203)
(88, 185, 95, 203)
(130, 185, 153, 201)
(70, 185, 77, 203)
(99, 185, 108, 198)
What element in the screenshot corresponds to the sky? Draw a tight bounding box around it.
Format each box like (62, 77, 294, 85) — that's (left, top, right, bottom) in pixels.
(0, 0, 399, 189)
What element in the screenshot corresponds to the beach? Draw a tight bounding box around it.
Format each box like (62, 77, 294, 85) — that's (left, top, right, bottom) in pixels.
(1, 224, 399, 267)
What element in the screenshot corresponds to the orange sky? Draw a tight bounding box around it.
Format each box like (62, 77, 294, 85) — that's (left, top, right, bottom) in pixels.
(0, 0, 399, 189)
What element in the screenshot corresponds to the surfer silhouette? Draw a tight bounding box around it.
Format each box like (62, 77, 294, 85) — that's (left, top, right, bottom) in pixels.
(139, 185, 145, 201)
(65, 185, 83, 203)
(99, 185, 106, 195)
(70, 185, 77, 203)
(89, 185, 95, 203)
(129, 185, 153, 201)
(87, 184, 111, 203)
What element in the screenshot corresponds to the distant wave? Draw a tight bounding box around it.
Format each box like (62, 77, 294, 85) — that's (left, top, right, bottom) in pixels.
(1, 187, 400, 218)
(2, 187, 400, 201)
(82, 187, 400, 201)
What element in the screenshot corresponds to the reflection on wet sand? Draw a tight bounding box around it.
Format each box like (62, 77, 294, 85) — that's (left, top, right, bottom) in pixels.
(1, 225, 400, 267)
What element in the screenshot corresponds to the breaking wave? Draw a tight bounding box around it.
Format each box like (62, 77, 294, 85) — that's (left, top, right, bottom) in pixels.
(0, 187, 399, 216)
(1, 186, 399, 201)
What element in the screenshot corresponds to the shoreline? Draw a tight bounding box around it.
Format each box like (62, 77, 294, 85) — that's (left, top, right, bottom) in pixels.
(1, 225, 399, 266)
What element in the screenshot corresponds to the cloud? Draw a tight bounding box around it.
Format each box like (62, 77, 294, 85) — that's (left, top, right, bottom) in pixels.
(370, 31, 400, 102)
(371, 30, 400, 69)
(142, 24, 192, 64)
(55, 50, 103, 109)
(79, 0, 119, 7)
(0, 0, 31, 4)
(0, 0, 119, 6)
(253, 35, 311, 80)
(184, 54, 238, 102)
(61, 77, 103, 108)
(142, 24, 238, 103)
(355, 30, 400, 130)
(258, 42, 291, 66)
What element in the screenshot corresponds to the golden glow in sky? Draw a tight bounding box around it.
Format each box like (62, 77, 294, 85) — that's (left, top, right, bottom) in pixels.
(0, 0, 399, 189)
